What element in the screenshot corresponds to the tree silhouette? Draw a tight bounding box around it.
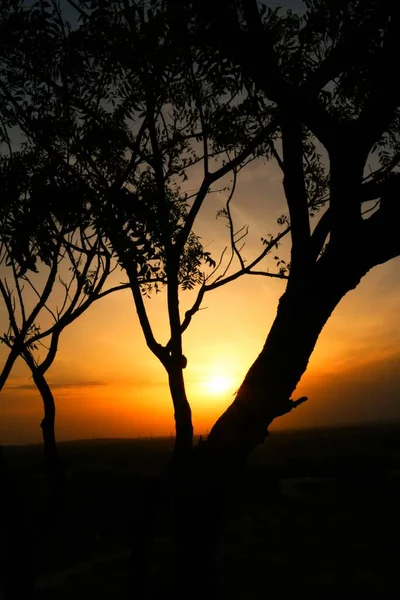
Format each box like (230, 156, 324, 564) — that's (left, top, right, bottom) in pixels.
(2, 0, 400, 596)
(170, 0, 400, 456)
(163, 1, 400, 593)
(0, 3, 126, 475)
(0, 0, 293, 466)
(0, 3, 296, 595)
(0, 153, 135, 600)
(0, 213, 129, 503)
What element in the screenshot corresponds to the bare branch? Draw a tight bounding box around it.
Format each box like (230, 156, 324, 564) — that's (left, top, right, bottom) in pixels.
(0, 279, 19, 339)
(211, 250, 234, 285)
(167, 282, 207, 346)
(8, 246, 27, 327)
(361, 200, 380, 218)
(224, 167, 246, 269)
(175, 118, 278, 257)
(173, 238, 289, 341)
(25, 234, 65, 329)
(206, 225, 291, 291)
(270, 140, 284, 171)
(96, 282, 131, 299)
(363, 151, 400, 186)
(204, 246, 228, 283)
(0, 347, 20, 392)
(20, 275, 58, 322)
(247, 269, 288, 279)
(35, 328, 61, 375)
(130, 267, 167, 365)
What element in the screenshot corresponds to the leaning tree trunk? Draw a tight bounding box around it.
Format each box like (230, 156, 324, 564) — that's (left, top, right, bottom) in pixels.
(208, 247, 372, 458)
(174, 248, 374, 598)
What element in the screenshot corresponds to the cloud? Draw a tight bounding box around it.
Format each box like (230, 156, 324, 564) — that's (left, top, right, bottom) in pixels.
(287, 350, 400, 430)
(7, 377, 170, 391)
(8, 380, 107, 391)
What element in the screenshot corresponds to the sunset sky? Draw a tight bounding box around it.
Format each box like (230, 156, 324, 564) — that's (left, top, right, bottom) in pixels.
(1, 0, 400, 445)
(1, 150, 400, 445)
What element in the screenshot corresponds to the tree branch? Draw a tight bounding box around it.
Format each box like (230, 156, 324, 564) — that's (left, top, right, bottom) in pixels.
(129, 267, 168, 365)
(0, 280, 19, 340)
(175, 118, 278, 257)
(310, 209, 331, 261)
(351, 7, 400, 151)
(360, 171, 400, 202)
(35, 328, 61, 375)
(247, 270, 288, 279)
(206, 225, 291, 291)
(224, 168, 245, 269)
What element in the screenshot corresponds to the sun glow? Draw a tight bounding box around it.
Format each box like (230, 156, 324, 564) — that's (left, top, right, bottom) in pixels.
(204, 374, 234, 395)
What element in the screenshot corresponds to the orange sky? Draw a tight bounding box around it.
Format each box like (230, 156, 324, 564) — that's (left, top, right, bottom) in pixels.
(1, 156, 400, 445)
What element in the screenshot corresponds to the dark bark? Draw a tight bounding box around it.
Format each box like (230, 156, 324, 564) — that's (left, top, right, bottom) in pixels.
(167, 194, 400, 598)
(169, 249, 377, 597)
(30, 367, 64, 507)
(167, 363, 193, 466)
(206, 251, 370, 462)
(129, 363, 192, 598)
(0, 346, 19, 392)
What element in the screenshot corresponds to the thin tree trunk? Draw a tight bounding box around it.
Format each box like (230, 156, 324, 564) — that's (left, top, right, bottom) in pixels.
(168, 362, 193, 468)
(129, 366, 193, 597)
(166, 363, 202, 594)
(129, 362, 193, 598)
(30, 367, 64, 508)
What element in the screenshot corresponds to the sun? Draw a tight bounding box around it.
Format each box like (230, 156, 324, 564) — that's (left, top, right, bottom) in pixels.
(204, 374, 233, 395)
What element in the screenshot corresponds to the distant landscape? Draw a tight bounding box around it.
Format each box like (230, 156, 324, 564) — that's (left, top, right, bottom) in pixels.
(3, 423, 400, 599)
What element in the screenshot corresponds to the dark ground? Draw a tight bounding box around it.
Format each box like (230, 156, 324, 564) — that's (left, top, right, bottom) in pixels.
(2, 423, 400, 598)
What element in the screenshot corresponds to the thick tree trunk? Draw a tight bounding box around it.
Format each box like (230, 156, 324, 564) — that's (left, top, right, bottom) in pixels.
(207, 252, 371, 461)
(173, 251, 374, 596)
(31, 368, 64, 507)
